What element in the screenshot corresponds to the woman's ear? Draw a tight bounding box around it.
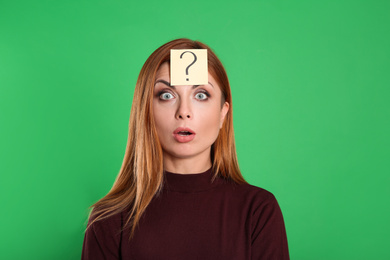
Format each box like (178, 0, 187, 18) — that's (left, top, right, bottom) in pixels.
(220, 102, 230, 129)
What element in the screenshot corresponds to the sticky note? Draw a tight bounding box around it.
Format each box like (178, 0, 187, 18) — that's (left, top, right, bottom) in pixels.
(170, 49, 208, 86)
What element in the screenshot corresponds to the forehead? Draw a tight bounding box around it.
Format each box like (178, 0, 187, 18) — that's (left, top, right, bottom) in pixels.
(155, 62, 219, 88)
(155, 62, 170, 80)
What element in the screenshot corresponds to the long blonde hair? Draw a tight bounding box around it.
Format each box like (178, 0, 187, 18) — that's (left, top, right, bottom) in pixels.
(87, 38, 247, 240)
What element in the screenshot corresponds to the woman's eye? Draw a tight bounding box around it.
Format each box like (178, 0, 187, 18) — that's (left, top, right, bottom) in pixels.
(195, 92, 208, 100)
(159, 92, 174, 100)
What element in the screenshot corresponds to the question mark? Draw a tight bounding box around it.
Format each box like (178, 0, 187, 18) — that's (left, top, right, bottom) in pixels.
(180, 51, 197, 81)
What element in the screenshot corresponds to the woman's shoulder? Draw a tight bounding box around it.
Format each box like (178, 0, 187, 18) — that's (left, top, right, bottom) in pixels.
(86, 208, 124, 237)
(220, 177, 280, 207)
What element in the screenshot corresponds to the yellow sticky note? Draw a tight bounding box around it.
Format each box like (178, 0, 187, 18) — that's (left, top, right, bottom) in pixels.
(170, 49, 208, 86)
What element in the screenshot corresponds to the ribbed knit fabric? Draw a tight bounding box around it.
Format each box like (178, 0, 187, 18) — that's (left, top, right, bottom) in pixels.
(82, 168, 289, 259)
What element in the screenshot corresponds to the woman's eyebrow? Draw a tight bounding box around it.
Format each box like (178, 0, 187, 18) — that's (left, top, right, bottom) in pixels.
(192, 82, 214, 89)
(154, 79, 214, 89)
(155, 79, 175, 89)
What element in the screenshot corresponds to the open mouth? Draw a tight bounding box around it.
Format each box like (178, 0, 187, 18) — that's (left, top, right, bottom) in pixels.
(178, 131, 193, 136)
(173, 127, 196, 142)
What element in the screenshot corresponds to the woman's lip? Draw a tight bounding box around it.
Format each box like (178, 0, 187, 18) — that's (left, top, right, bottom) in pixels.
(173, 127, 196, 143)
(173, 127, 195, 135)
(173, 133, 196, 143)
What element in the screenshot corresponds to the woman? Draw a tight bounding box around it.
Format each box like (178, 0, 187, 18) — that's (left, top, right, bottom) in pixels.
(82, 38, 289, 259)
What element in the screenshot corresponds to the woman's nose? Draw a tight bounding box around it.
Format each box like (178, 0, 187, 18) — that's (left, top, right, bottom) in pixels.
(175, 98, 192, 119)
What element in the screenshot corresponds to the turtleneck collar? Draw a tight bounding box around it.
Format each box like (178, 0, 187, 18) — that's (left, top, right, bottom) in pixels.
(163, 167, 223, 193)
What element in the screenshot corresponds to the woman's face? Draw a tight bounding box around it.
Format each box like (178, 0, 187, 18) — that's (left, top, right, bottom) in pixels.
(153, 62, 229, 163)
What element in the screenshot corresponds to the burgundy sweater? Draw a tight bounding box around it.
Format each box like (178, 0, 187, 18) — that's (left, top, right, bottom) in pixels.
(82, 168, 289, 259)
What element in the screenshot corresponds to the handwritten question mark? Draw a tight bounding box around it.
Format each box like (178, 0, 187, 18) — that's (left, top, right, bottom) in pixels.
(180, 51, 197, 81)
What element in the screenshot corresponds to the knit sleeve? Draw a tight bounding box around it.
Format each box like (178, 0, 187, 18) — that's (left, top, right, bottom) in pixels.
(81, 212, 122, 260)
(250, 192, 290, 260)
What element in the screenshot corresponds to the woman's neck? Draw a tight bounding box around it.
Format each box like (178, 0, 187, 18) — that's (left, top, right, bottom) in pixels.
(162, 150, 212, 174)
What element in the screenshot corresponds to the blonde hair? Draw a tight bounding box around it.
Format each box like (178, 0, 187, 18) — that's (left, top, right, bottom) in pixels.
(86, 38, 247, 240)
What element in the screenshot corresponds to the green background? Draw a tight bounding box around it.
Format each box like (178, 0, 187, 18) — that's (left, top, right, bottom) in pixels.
(1, 0, 389, 259)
